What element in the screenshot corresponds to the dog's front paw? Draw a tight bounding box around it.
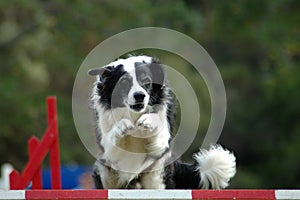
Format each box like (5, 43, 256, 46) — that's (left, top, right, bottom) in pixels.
(136, 113, 162, 132)
(113, 119, 134, 137)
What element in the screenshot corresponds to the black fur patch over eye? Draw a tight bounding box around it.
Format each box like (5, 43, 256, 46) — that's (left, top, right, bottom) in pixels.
(149, 62, 165, 88)
(112, 75, 132, 103)
(97, 64, 130, 109)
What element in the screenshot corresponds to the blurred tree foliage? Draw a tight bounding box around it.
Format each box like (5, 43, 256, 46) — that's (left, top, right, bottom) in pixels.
(0, 0, 299, 188)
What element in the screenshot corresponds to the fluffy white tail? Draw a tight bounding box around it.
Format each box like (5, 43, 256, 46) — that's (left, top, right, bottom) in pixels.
(193, 145, 236, 189)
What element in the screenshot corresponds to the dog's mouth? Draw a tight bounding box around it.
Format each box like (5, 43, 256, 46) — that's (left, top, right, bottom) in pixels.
(129, 103, 145, 112)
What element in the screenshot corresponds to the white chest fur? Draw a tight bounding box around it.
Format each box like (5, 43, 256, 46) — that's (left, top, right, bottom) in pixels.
(97, 106, 171, 176)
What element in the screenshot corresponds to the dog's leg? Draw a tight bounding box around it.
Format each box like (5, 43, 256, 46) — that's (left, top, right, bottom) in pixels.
(136, 113, 170, 155)
(141, 169, 165, 189)
(93, 162, 120, 189)
(101, 118, 134, 149)
(136, 113, 162, 133)
(93, 170, 103, 189)
(111, 118, 135, 137)
(118, 172, 141, 188)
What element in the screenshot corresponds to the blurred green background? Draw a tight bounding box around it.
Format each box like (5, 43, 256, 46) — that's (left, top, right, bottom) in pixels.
(1, 0, 300, 189)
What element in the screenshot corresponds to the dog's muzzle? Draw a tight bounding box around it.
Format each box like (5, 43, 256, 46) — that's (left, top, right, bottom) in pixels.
(129, 103, 145, 111)
(129, 92, 146, 112)
(133, 92, 145, 103)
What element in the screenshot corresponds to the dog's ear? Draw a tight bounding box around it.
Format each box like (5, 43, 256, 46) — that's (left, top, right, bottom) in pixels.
(88, 66, 114, 82)
(88, 65, 113, 76)
(88, 67, 106, 76)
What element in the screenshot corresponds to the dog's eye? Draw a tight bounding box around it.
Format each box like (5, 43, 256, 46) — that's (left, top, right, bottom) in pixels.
(141, 77, 152, 85)
(119, 78, 130, 86)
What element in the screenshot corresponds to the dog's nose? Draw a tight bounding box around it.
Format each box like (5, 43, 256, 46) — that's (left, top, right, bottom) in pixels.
(133, 92, 145, 103)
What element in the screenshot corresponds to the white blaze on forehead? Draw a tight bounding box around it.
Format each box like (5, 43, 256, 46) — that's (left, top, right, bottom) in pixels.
(110, 56, 152, 72)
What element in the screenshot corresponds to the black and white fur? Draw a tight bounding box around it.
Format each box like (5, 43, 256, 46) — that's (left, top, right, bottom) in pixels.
(88, 55, 236, 189)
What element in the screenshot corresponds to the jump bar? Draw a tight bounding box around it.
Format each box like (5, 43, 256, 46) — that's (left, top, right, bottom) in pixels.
(0, 190, 299, 200)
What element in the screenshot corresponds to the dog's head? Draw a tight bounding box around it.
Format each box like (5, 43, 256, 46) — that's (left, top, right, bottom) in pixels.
(89, 56, 166, 113)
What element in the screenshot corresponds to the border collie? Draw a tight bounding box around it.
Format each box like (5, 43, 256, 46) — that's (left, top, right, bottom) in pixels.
(88, 55, 236, 189)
